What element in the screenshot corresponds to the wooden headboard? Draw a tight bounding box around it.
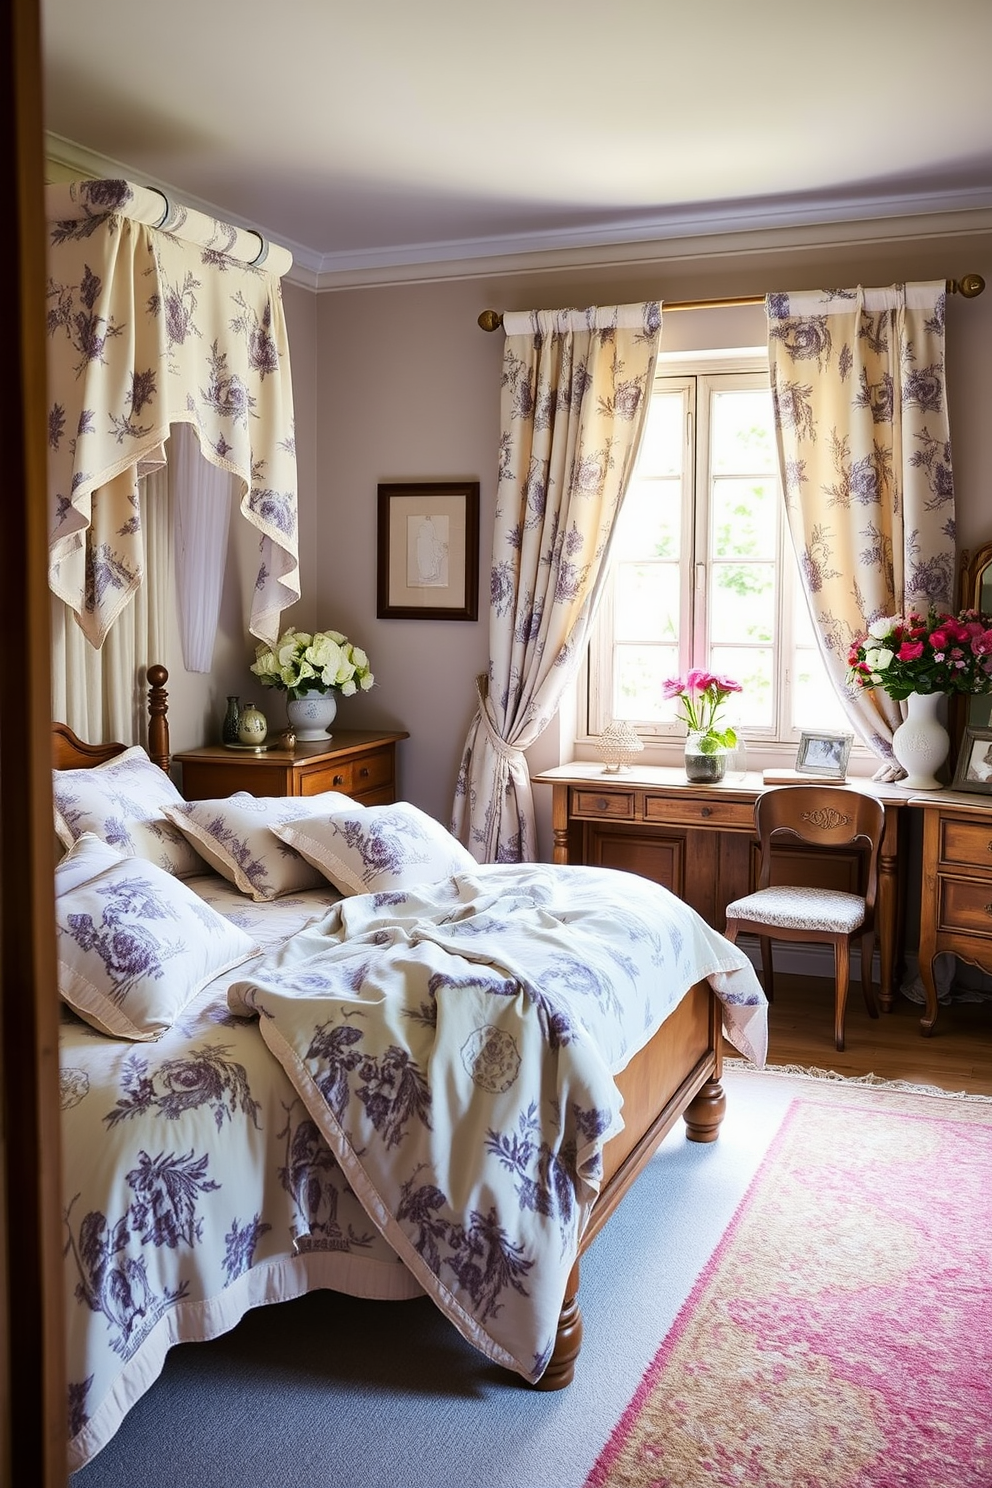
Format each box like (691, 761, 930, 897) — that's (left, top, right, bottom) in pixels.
(52, 664, 172, 771)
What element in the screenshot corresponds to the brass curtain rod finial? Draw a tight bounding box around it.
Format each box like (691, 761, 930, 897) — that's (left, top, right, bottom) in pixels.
(478, 309, 503, 332)
(952, 273, 985, 298)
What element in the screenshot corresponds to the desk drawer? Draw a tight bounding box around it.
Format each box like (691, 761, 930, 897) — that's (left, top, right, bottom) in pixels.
(643, 796, 754, 831)
(572, 788, 636, 820)
(937, 876, 992, 939)
(939, 818, 992, 873)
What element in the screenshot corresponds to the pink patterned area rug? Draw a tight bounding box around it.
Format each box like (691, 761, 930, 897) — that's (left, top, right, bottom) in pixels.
(586, 1083, 992, 1488)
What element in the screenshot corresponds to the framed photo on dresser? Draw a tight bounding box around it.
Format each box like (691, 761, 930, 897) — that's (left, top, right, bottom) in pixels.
(951, 725, 992, 794)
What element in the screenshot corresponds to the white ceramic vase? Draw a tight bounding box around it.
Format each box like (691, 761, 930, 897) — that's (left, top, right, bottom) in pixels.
(891, 690, 949, 790)
(286, 689, 337, 742)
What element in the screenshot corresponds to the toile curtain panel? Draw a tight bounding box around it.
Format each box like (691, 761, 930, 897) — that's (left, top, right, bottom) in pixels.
(451, 303, 661, 863)
(766, 281, 955, 776)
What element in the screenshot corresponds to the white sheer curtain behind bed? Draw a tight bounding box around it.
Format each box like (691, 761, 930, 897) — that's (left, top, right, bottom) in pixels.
(51, 468, 169, 745)
(170, 424, 234, 673)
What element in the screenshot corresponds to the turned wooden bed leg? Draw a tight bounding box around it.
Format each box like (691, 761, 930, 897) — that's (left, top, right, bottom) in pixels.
(684, 1078, 726, 1143)
(534, 1260, 582, 1390)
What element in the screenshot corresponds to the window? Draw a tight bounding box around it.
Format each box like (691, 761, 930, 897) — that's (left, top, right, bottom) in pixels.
(585, 352, 849, 756)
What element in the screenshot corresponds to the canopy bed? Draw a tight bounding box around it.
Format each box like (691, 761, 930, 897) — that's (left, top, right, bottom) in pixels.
(53, 672, 766, 1471)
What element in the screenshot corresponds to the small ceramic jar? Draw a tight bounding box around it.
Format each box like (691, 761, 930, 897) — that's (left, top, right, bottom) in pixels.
(237, 702, 268, 746)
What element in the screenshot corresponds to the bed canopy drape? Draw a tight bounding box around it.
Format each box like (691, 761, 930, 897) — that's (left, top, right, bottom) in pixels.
(45, 178, 300, 653)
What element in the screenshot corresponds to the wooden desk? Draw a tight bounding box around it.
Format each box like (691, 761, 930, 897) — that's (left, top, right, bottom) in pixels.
(174, 730, 407, 805)
(532, 765, 909, 1012)
(914, 791, 992, 1036)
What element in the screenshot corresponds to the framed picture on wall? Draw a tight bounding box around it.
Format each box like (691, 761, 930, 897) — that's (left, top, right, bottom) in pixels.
(951, 725, 992, 794)
(795, 730, 854, 779)
(376, 481, 480, 621)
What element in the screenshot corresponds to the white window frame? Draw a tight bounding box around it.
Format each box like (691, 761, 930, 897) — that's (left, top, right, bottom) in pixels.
(579, 348, 861, 770)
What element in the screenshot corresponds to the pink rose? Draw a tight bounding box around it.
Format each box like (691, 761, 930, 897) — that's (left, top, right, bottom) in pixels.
(897, 640, 924, 662)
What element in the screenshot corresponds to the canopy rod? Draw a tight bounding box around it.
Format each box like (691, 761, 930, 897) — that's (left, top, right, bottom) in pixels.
(477, 275, 986, 331)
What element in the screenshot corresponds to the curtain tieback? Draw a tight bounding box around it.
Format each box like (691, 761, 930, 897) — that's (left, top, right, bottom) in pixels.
(474, 676, 523, 768)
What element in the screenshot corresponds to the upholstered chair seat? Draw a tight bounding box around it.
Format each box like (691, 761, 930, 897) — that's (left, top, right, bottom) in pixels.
(724, 885, 866, 935)
(723, 785, 886, 1052)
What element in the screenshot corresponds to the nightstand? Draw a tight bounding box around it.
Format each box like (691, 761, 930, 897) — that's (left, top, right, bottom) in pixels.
(173, 729, 408, 805)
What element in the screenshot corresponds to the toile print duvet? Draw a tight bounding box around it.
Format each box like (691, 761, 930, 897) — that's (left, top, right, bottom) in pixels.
(226, 863, 767, 1387)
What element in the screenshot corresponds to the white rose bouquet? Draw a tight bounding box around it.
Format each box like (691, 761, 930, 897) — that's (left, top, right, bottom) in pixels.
(250, 628, 374, 700)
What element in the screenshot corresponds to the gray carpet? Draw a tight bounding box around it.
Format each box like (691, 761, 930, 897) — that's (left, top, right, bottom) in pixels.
(70, 1069, 793, 1488)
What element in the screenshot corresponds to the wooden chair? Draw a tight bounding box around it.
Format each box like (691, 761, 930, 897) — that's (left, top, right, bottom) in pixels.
(723, 786, 885, 1051)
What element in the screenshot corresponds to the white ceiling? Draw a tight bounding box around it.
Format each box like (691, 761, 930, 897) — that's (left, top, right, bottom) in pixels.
(41, 0, 992, 282)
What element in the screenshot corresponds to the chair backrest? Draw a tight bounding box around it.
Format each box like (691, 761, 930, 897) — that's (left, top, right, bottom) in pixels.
(753, 785, 886, 915)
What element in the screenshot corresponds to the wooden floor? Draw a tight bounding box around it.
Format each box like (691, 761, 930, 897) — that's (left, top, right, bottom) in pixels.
(754, 972, 992, 1097)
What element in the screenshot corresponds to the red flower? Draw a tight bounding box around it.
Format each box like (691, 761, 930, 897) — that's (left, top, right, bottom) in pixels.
(897, 640, 924, 662)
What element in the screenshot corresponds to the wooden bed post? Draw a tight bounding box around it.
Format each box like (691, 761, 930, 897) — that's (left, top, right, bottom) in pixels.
(147, 664, 170, 771)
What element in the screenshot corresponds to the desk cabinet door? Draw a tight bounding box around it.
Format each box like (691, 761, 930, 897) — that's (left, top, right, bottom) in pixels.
(582, 822, 751, 929)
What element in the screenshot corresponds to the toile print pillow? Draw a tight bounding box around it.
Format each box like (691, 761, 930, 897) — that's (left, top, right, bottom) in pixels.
(53, 745, 206, 878)
(162, 791, 355, 902)
(271, 800, 477, 897)
(54, 833, 259, 1040)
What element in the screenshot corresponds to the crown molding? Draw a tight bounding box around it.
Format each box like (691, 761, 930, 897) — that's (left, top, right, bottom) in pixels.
(309, 190, 992, 290)
(45, 132, 992, 296)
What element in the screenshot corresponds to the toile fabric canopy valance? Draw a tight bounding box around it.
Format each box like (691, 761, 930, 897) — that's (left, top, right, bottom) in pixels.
(45, 178, 300, 649)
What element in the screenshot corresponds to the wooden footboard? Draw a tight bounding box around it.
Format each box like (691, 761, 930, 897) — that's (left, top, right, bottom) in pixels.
(537, 978, 724, 1389)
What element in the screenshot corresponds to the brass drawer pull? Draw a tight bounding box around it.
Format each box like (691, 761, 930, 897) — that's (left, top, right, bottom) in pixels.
(333, 774, 345, 786)
(359, 766, 369, 778)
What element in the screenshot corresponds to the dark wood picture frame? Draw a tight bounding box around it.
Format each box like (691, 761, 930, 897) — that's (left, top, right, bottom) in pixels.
(377, 481, 480, 621)
(951, 724, 992, 794)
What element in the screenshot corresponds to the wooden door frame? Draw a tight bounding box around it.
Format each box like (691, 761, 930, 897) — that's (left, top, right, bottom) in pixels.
(1, 0, 67, 1480)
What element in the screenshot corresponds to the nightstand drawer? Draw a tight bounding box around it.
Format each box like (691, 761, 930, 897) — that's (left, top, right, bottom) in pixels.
(300, 749, 393, 797)
(644, 796, 754, 830)
(939, 818, 992, 872)
(572, 789, 636, 820)
(937, 876, 992, 938)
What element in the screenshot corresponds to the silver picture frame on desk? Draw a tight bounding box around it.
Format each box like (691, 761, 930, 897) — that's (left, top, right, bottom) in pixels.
(795, 730, 854, 779)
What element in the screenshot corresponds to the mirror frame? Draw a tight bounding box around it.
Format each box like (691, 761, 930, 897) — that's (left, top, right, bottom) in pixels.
(950, 540, 992, 765)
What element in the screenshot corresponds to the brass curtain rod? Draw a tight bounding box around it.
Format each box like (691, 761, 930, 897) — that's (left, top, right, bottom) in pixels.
(477, 275, 986, 331)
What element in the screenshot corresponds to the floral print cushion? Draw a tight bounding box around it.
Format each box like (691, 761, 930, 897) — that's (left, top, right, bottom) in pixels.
(163, 790, 354, 902)
(55, 833, 259, 1040)
(53, 746, 206, 878)
(271, 801, 477, 896)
